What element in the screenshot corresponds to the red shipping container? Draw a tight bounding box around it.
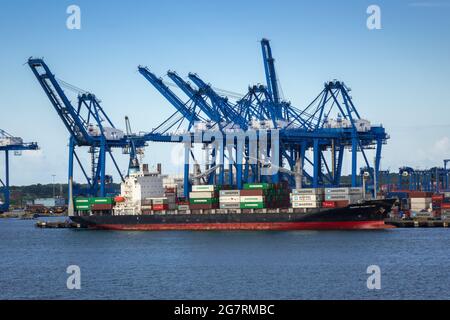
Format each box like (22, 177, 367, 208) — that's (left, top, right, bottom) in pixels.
(441, 203, 450, 209)
(240, 190, 265, 196)
(409, 191, 433, 198)
(91, 204, 113, 211)
(432, 194, 444, 201)
(322, 201, 336, 208)
(189, 204, 219, 210)
(152, 204, 169, 211)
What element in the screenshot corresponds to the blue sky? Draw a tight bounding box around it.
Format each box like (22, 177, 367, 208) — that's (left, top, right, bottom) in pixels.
(1, 0, 450, 185)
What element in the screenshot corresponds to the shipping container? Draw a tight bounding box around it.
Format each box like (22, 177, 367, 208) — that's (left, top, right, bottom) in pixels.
(91, 197, 114, 204)
(191, 185, 216, 192)
(322, 201, 336, 208)
(189, 198, 218, 205)
(152, 204, 169, 211)
(150, 197, 170, 205)
(325, 187, 362, 195)
(240, 196, 264, 203)
(91, 204, 113, 211)
(291, 194, 324, 202)
(291, 201, 321, 208)
(220, 203, 241, 209)
(240, 189, 265, 196)
(243, 183, 271, 190)
(219, 196, 240, 203)
(291, 188, 324, 195)
(240, 202, 265, 209)
(189, 203, 219, 210)
(189, 191, 217, 199)
(219, 190, 240, 196)
(75, 205, 90, 211)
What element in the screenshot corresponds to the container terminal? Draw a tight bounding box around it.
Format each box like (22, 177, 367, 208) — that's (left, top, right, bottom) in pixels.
(4, 39, 450, 229)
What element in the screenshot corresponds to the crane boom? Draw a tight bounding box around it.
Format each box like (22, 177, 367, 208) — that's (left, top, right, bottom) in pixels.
(138, 66, 200, 127)
(28, 58, 91, 144)
(188, 73, 248, 130)
(167, 71, 222, 124)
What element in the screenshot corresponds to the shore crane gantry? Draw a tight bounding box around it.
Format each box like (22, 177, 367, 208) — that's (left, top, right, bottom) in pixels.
(0, 129, 38, 212)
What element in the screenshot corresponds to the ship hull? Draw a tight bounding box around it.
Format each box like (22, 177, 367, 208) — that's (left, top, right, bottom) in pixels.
(70, 199, 396, 231)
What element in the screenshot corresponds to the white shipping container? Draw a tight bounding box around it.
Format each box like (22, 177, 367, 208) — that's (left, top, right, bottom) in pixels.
(325, 194, 362, 201)
(325, 187, 363, 195)
(192, 185, 216, 192)
(290, 194, 323, 202)
(240, 196, 264, 203)
(189, 191, 216, 199)
(220, 203, 241, 209)
(219, 196, 240, 203)
(292, 201, 321, 208)
(219, 190, 240, 196)
(291, 188, 324, 195)
(410, 198, 432, 204)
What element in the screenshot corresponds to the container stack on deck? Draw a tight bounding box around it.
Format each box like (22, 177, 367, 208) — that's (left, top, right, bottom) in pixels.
(290, 188, 324, 208)
(74, 197, 115, 213)
(290, 187, 363, 209)
(189, 185, 219, 210)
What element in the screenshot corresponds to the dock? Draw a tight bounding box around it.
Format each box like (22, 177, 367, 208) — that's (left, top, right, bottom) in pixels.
(385, 219, 450, 228)
(35, 220, 85, 229)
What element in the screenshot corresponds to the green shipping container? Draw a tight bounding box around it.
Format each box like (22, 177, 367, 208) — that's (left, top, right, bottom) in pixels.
(74, 198, 91, 204)
(240, 202, 265, 209)
(243, 183, 271, 190)
(75, 204, 90, 211)
(189, 198, 218, 205)
(90, 197, 114, 205)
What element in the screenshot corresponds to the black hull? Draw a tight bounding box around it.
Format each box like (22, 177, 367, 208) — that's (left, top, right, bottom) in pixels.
(70, 199, 396, 231)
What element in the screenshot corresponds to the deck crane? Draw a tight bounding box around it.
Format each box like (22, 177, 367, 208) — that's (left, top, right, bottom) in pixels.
(0, 129, 38, 212)
(28, 58, 148, 198)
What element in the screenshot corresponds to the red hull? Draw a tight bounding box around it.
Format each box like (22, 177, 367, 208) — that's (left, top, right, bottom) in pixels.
(92, 220, 393, 231)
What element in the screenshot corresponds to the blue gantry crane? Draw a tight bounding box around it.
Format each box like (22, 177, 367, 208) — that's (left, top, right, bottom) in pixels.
(28, 58, 148, 198)
(137, 39, 389, 196)
(28, 38, 389, 200)
(0, 129, 38, 212)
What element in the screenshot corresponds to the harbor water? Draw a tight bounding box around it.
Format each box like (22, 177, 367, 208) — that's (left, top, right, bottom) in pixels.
(1, 217, 450, 300)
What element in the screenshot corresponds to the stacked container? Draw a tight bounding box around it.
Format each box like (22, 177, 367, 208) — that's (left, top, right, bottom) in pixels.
(164, 187, 178, 210)
(74, 198, 91, 212)
(189, 185, 219, 210)
(324, 187, 363, 206)
(219, 190, 241, 209)
(409, 191, 433, 212)
(141, 198, 153, 214)
(441, 197, 450, 219)
(74, 197, 115, 212)
(290, 188, 324, 208)
(90, 197, 114, 212)
(431, 194, 444, 218)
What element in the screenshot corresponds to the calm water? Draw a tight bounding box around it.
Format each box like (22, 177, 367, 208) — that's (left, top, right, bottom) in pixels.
(1, 217, 450, 300)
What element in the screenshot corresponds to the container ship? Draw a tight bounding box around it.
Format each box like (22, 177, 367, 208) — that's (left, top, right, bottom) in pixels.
(69, 165, 396, 231)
